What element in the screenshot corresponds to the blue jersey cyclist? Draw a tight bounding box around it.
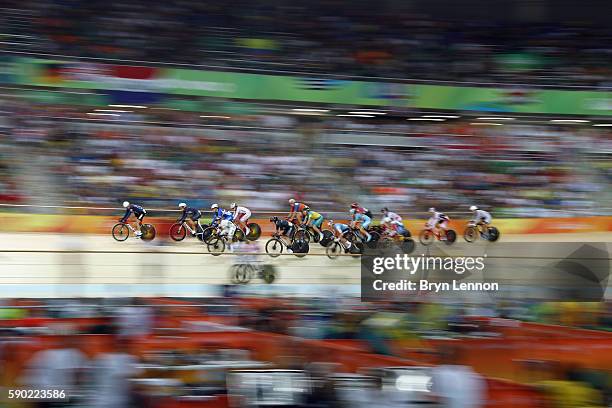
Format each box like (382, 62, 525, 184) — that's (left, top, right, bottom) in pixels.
(177, 202, 202, 235)
(327, 220, 353, 250)
(210, 203, 236, 239)
(350, 208, 372, 242)
(119, 201, 146, 237)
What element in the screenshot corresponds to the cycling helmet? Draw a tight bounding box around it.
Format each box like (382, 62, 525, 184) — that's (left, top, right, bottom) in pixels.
(288, 198, 296, 205)
(178, 202, 187, 209)
(381, 207, 389, 213)
(270, 216, 278, 222)
(123, 201, 130, 208)
(303, 206, 310, 212)
(211, 203, 219, 209)
(470, 205, 478, 211)
(351, 202, 359, 208)
(428, 207, 436, 213)
(230, 202, 237, 210)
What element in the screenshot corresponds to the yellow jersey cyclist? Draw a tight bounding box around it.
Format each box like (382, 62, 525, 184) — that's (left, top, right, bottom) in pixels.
(301, 207, 324, 241)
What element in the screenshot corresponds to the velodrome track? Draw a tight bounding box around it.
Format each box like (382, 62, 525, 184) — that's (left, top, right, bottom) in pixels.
(0, 232, 610, 298)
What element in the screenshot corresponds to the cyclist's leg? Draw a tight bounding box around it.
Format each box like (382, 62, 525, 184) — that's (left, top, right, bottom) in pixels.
(136, 213, 145, 236)
(360, 220, 372, 241)
(312, 217, 323, 239)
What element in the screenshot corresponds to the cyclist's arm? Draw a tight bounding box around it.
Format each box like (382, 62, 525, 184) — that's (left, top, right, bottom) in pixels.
(178, 210, 188, 223)
(120, 208, 131, 223)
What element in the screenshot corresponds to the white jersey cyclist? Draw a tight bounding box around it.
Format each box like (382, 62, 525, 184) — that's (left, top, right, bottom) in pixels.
(426, 207, 450, 230)
(231, 203, 252, 236)
(470, 206, 492, 224)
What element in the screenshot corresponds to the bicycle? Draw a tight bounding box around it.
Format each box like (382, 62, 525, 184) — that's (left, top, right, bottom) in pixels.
(112, 221, 156, 242)
(293, 223, 333, 245)
(231, 218, 262, 241)
(418, 227, 456, 246)
(230, 263, 277, 284)
(205, 225, 234, 255)
(265, 232, 309, 258)
(169, 220, 208, 242)
(464, 222, 500, 243)
(326, 230, 365, 259)
(378, 226, 416, 253)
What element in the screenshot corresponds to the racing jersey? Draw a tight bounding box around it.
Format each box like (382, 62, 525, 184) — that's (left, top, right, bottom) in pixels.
(334, 223, 350, 233)
(233, 206, 250, 218)
(353, 212, 371, 224)
(212, 208, 234, 224)
(383, 211, 402, 223)
(120, 204, 146, 222)
(291, 202, 307, 213)
(305, 210, 323, 222)
(432, 211, 449, 222)
(472, 210, 492, 223)
(178, 207, 201, 223)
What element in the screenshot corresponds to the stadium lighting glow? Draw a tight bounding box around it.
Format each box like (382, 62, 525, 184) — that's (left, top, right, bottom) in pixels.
(348, 111, 387, 115)
(291, 108, 330, 113)
(593, 124, 612, 127)
(108, 104, 148, 109)
(337, 114, 375, 118)
(469, 122, 503, 126)
(200, 115, 231, 119)
(550, 119, 590, 123)
(476, 117, 515, 120)
(94, 109, 131, 113)
(421, 115, 460, 119)
(87, 113, 120, 116)
(407, 118, 445, 121)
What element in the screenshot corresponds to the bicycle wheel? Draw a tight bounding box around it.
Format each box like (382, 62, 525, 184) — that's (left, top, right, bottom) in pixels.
(246, 223, 262, 241)
(229, 265, 242, 284)
(112, 223, 130, 241)
(141, 224, 156, 241)
(207, 237, 225, 255)
(326, 242, 343, 259)
(487, 226, 500, 242)
(320, 230, 334, 247)
(169, 223, 187, 241)
(292, 239, 309, 258)
(464, 226, 478, 243)
(294, 229, 310, 243)
(366, 231, 380, 248)
(445, 229, 457, 245)
(260, 265, 276, 284)
(265, 238, 284, 258)
(202, 226, 216, 243)
(233, 228, 245, 242)
(235, 264, 252, 284)
(400, 237, 416, 254)
(419, 229, 435, 246)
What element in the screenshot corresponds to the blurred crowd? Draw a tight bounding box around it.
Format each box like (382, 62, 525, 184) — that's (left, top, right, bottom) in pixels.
(0, 296, 610, 407)
(0, 98, 610, 217)
(1, 1, 611, 87)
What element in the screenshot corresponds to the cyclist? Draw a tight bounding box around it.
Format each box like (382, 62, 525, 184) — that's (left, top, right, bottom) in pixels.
(426, 207, 450, 240)
(211, 203, 235, 239)
(177, 202, 202, 236)
(381, 207, 406, 237)
(231, 203, 252, 236)
(351, 202, 373, 219)
(301, 206, 324, 241)
(469, 205, 492, 228)
(119, 201, 146, 237)
(287, 198, 308, 223)
(328, 220, 352, 250)
(350, 208, 372, 242)
(270, 216, 295, 239)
